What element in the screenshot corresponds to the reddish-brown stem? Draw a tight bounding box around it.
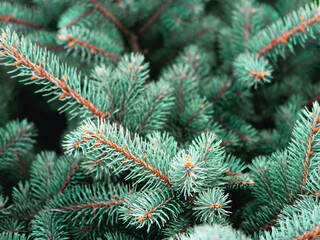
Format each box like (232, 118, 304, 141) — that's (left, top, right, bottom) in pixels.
(301, 115, 319, 194)
(35, 44, 65, 51)
(174, 224, 193, 239)
(0, 14, 44, 29)
(257, 13, 320, 56)
(138, 91, 167, 134)
(58, 162, 80, 195)
(14, 152, 26, 180)
(209, 82, 231, 103)
(57, 197, 122, 213)
(137, 0, 172, 35)
(138, 197, 175, 222)
(67, 8, 94, 27)
(90, 0, 131, 36)
(227, 180, 254, 185)
(184, 104, 205, 128)
(62, 35, 118, 61)
(73, 128, 173, 187)
(260, 217, 279, 231)
(0, 39, 110, 120)
(294, 225, 320, 240)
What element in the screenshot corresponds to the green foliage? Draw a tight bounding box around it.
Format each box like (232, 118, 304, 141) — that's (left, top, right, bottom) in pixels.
(2, 0, 320, 239)
(193, 188, 231, 223)
(58, 26, 123, 64)
(0, 119, 36, 169)
(234, 53, 273, 88)
(30, 211, 69, 240)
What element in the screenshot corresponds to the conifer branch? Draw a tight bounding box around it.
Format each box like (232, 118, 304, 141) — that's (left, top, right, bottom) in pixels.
(137, 0, 173, 35)
(58, 161, 80, 196)
(257, 11, 320, 57)
(14, 153, 26, 180)
(0, 15, 44, 29)
(67, 8, 95, 27)
(184, 104, 205, 128)
(293, 226, 320, 240)
(209, 82, 231, 103)
(65, 120, 173, 187)
(227, 180, 254, 186)
(0, 29, 111, 120)
(0, 119, 36, 169)
(89, 0, 131, 36)
(59, 34, 119, 61)
(137, 90, 169, 135)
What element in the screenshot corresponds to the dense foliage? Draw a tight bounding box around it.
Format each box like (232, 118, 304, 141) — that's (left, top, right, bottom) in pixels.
(1, 0, 320, 239)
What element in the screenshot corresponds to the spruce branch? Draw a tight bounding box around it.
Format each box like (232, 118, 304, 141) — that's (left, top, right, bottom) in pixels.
(193, 188, 231, 223)
(137, 0, 173, 35)
(287, 101, 320, 195)
(0, 2, 48, 30)
(49, 184, 134, 226)
(89, 0, 130, 36)
(0, 28, 112, 120)
(58, 26, 122, 63)
(64, 119, 173, 188)
(0, 119, 36, 170)
(120, 189, 183, 232)
(169, 133, 226, 198)
(65, 8, 94, 28)
(30, 211, 69, 240)
(234, 53, 273, 88)
(250, 2, 320, 59)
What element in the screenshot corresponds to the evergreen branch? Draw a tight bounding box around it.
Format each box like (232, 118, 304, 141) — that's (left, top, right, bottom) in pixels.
(120, 189, 182, 232)
(227, 180, 254, 186)
(0, 28, 111, 120)
(115, 54, 149, 123)
(0, 232, 29, 240)
(257, 9, 320, 57)
(89, 0, 130, 36)
(263, 205, 320, 240)
(0, 14, 44, 30)
(301, 117, 319, 190)
(138, 90, 168, 134)
(49, 184, 133, 225)
(234, 53, 273, 88)
(293, 226, 320, 240)
(58, 26, 122, 63)
(137, 0, 172, 35)
(183, 104, 205, 128)
(58, 160, 80, 196)
(183, 224, 250, 240)
(0, 119, 36, 169)
(288, 102, 320, 195)
(30, 211, 69, 240)
(169, 133, 226, 198)
(209, 82, 231, 103)
(249, 3, 320, 59)
(59, 31, 118, 62)
(174, 224, 193, 240)
(193, 188, 231, 223)
(181, 27, 211, 47)
(0, 2, 48, 30)
(223, 154, 247, 179)
(67, 8, 95, 28)
(162, 213, 194, 240)
(130, 81, 174, 136)
(64, 119, 173, 188)
(14, 153, 26, 180)
(29, 151, 56, 202)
